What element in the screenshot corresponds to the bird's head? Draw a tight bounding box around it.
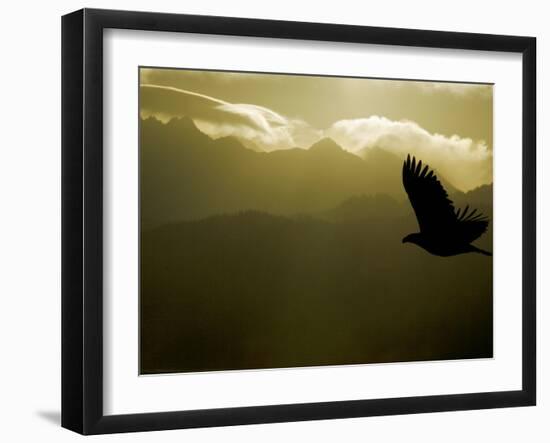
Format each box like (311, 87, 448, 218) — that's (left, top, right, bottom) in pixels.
(402, 233, 421, 245)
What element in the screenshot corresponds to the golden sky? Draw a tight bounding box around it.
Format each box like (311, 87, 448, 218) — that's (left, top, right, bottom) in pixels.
(140, 68, 493, 191)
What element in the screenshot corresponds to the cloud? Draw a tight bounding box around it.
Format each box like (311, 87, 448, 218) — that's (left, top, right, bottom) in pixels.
(325, 116, 492, 191)
(140, 84, 320, 150)
(141, 84, 261, 130)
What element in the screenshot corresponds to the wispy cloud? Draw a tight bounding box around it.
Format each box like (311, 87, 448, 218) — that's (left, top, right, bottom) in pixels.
(325, 116, 492, 191)
(140, 84, 320, 150)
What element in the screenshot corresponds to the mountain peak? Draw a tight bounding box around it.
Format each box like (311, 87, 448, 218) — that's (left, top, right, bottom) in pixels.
(308, 137, 344, 154)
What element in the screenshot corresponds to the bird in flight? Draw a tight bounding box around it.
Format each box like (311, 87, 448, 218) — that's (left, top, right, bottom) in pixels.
(402, 154, 492, 257)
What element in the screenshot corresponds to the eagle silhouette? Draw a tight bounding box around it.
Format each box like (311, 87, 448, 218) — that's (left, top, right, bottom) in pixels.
(402, 154, 492, 257)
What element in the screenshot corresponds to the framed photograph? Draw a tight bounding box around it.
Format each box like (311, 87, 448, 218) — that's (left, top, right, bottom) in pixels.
(62, 8, 536, 435)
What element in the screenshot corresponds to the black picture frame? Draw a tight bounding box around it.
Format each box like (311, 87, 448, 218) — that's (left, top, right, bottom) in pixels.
(62, 8, 536, 435)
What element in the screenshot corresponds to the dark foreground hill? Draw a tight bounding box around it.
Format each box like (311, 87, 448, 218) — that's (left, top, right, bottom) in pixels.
(141, 211, 493, 374)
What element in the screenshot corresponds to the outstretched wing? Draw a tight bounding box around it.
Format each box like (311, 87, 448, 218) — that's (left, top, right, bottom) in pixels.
(402, 154, 489, 242)
(453, 204, 490, 244)
(402, 154, 456, 235)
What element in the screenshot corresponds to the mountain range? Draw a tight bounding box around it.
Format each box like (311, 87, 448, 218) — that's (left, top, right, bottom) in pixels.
(141, 116, 492, 229)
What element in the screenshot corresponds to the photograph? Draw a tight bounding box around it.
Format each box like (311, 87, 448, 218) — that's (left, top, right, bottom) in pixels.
(139, 68, 494, 375)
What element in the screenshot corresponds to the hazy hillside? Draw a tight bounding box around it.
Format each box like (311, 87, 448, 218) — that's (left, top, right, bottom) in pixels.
(141, 211, 492, 374)
(319, 194, 405, 222)
(454, 184, 493, 212)
(142, 118, 408, 228)
(141, 117, 490, 229)
(357, 146, 464, 196)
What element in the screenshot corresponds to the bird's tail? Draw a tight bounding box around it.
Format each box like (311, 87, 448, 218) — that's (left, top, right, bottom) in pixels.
(471, 246, 492, 257)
